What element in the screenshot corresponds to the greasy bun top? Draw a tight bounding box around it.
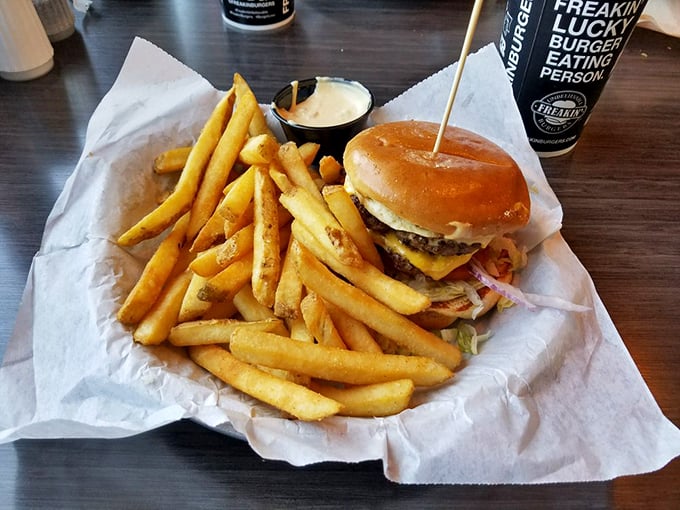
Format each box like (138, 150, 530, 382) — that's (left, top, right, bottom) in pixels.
(343, 121, 530, 240)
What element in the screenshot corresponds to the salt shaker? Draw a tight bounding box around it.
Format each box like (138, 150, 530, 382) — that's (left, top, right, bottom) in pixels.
(0, 0, 54, 81)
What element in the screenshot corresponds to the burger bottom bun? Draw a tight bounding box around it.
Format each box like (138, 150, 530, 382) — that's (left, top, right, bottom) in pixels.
(408, 310, 461, 330)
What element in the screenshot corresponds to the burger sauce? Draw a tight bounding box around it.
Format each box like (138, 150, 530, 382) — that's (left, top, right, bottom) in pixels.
(277, 78, 372, 127)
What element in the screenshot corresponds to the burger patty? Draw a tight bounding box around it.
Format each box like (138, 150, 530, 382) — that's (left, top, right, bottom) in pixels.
(379, 246, 423, 277)
(351, 195, 481, 256)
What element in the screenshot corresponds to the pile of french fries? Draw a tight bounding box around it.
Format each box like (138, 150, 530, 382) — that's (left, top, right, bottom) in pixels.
(116, 74, 462, 421)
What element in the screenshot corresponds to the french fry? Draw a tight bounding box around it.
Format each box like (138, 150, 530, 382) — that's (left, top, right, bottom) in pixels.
(188, 198, 228, 252)
(233, 283, 277, 321)
(322, 185, 384, 270)
(221, 169, 255, 215)
(239, 133, 279, 165)
(153, 146, 192, 174)
(293, 242, 462, 370)
(285, 316, 315, 343)
(300, 292, 346, 349)
(276, 180, 363, 267)
(117, 89, 235, 246)
(297, 142, 320, 167)
(291, 220, 430, 315)
(220, 167, 257, 222)
(198, 253, 254, 303)
(233, 283, 309, 384)
(251, 166, 281, 308)
(233, 284, 289, 337)
(325, 302, 383, 354)
(189, 244, 224, 278)
(186, 80, 259, 241)
(223, 201, 255, 242)
(178, 273, 212, 322)
(374, 333, 411, 355)
(318, 155, 343, 184)
(133, 271, 193, 345)
(277, 142, 324, 203)
(274, 236, 304, 319)
(168, 318, 281, 347)
(269, 167, 294, 193)
(229, 330, 453, 386)
(258, 367, 311, 387)
(309, 379, 415, 417)
(215, 208, 291, 269)
(190, 167, 256, 252)
(233, 73, 274, 138)
(215, 223, 255, 267)
(189, 345, 341, 421)
(170, 244, 198, 278)
(201, 300, 238, 320)
(117, 213, 190, 325)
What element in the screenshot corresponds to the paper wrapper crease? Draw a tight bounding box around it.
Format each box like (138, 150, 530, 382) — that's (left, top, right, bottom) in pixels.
(639, 0, 680, 38)
(1, 37, 679, 484)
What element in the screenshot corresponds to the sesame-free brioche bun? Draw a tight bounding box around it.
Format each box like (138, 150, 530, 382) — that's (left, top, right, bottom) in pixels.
(343, 120, 530, 242)
(343, 120, 530, 330)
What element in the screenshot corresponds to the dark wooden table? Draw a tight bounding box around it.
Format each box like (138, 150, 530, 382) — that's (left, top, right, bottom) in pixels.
(1, 1, 678, 508)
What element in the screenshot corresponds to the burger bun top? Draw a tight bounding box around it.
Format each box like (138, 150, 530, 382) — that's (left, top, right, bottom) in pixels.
(343, 120, 530, 242)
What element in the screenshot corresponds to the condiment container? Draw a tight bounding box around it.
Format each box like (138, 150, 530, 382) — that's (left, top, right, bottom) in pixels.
(271, 77, 374, 163)
(0, 0, 54, 81)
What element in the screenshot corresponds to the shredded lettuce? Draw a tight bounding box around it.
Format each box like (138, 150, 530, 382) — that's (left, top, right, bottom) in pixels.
(402, 272, 483, 302)
(440, 323, 492, 355)
(495, 295, 516, 312)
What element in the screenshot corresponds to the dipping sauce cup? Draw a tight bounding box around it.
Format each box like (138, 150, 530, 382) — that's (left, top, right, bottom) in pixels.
(271, 77, 374, 163)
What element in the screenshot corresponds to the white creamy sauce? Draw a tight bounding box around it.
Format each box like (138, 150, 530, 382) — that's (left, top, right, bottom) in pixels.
(344, 175, 494, 246)
(278, 78, 371, 127)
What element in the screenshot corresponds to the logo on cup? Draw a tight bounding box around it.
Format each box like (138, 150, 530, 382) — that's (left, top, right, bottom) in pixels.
(531, 91, 588, 134)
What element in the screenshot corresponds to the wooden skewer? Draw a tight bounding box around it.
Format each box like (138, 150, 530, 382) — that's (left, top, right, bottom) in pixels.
(290, 80, 299, 110)
(432, 0, 485, 156)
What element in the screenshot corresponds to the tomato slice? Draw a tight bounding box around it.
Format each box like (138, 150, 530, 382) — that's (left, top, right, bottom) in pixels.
(441, 246, 513, 282)
(441, 264, 472, 282)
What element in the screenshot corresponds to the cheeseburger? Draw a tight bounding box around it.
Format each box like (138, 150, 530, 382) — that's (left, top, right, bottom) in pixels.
(343, 120, 530, 329)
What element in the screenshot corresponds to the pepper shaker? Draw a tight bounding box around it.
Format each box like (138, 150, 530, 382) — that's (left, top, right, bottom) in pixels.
(33, 0, 76, 42)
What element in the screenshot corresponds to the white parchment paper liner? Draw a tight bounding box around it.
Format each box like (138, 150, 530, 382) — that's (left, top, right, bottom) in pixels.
(639, 0, 680, 38)
(1, 37, 678, 484)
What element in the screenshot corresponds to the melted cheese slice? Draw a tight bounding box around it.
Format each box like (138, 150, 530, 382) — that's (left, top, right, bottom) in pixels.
(376, 232, 476, 280)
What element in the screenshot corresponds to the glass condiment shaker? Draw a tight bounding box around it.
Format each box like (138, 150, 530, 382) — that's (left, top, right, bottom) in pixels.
(33, 0, 75, 42)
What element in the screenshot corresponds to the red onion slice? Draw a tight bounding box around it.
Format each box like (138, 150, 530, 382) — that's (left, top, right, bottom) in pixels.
(469, 260, 590, 313)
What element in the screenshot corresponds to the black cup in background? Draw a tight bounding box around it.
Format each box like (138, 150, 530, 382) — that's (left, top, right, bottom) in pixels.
(271, 77, 374, 164)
